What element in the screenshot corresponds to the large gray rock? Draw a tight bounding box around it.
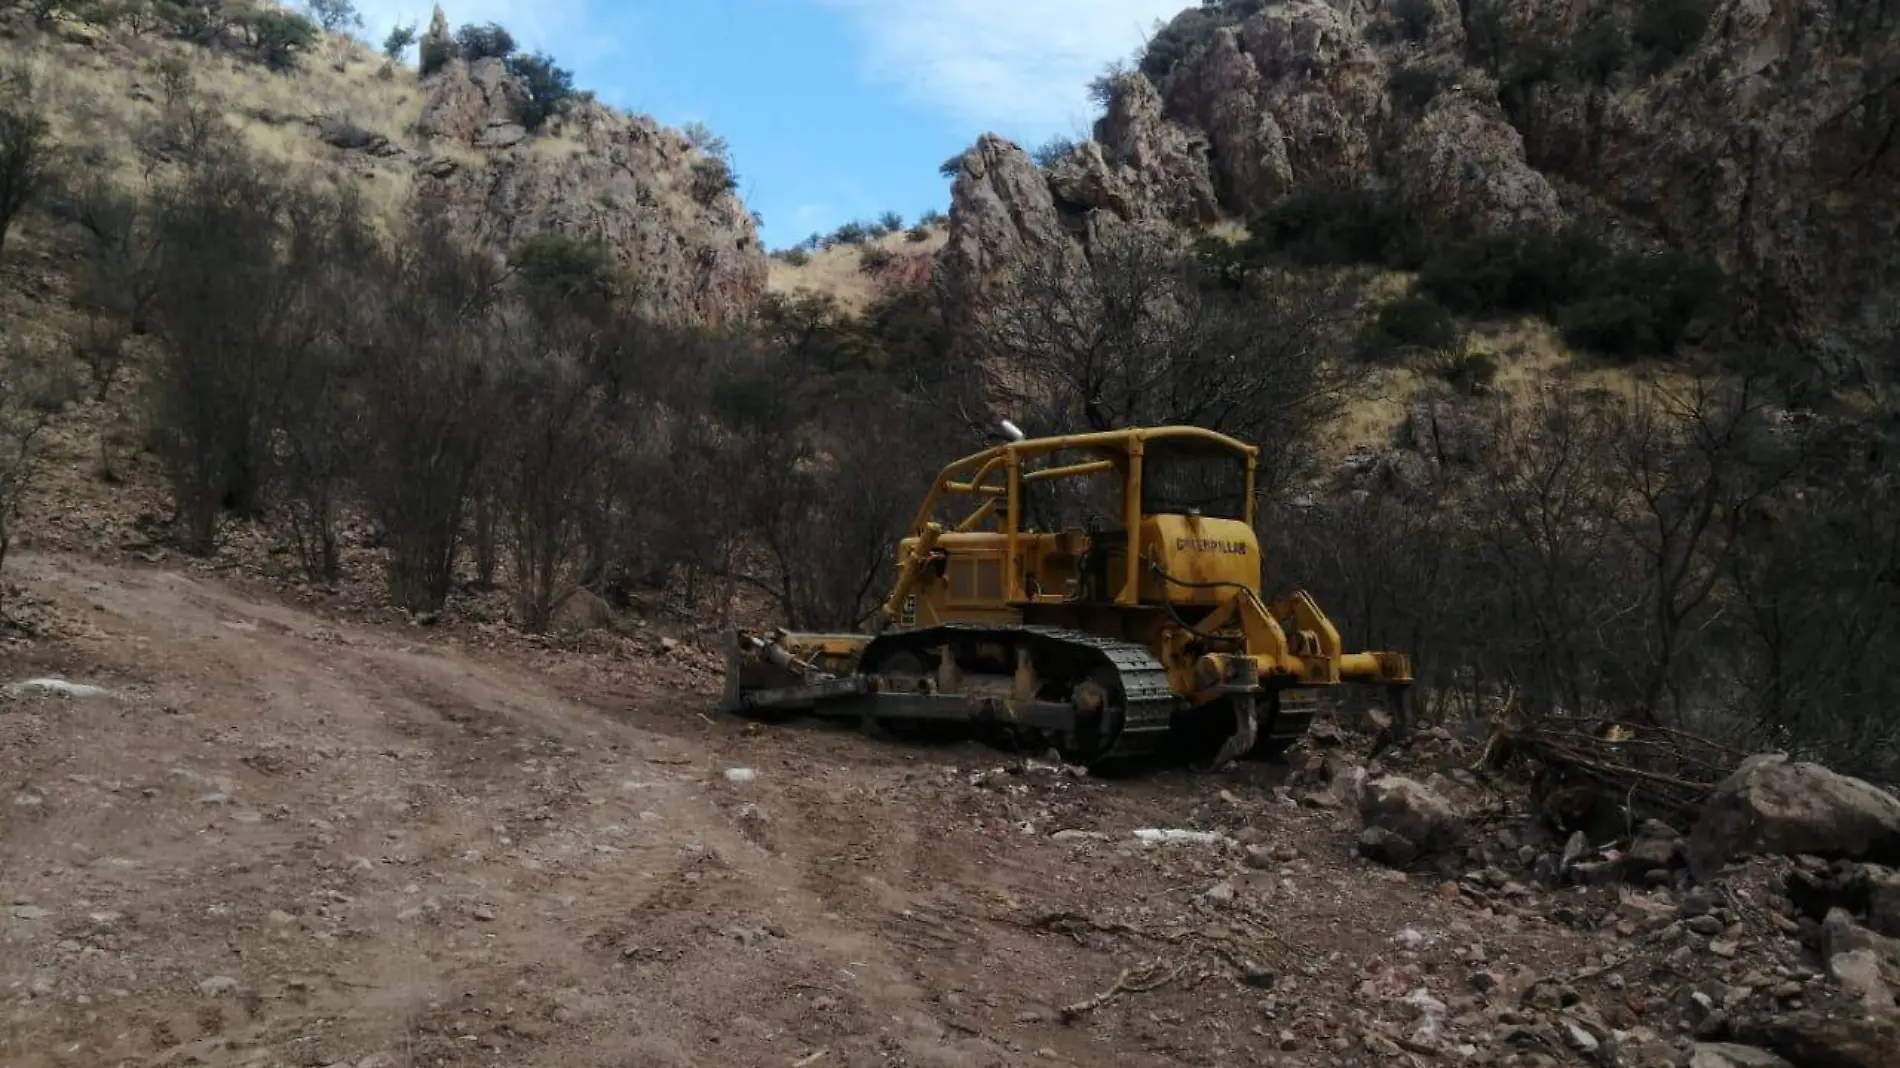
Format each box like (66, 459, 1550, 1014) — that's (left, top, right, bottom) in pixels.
(1689, 1044, 1794, 1068)
(1732, 1011, 1900, 1068)
(1687, 755, 1900, 879)
(1871, 866, 1900, 940)
(1357, 775, 1466, 866)
(1821, 907, 1900, 1014)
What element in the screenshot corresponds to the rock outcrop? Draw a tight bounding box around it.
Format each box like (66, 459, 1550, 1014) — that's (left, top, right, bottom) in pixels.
(940, 0, 1899, 356)
(407, 56, 766, 325)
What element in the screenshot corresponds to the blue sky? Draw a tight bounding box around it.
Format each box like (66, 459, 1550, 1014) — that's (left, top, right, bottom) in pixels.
(349, 0, 1186, 249)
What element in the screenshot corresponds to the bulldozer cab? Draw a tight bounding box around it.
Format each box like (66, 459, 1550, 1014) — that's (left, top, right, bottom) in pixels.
(881, 427, 1262, 627)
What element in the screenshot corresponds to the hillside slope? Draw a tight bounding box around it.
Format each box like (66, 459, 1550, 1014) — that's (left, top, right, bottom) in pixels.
(2, 2, 765, 324)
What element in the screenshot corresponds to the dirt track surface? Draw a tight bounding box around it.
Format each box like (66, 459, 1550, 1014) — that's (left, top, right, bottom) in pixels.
(1, 554, 1735, 1067)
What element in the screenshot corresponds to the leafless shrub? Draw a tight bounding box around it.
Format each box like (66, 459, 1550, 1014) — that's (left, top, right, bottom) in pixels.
(143, 139, 339, 553)
(492, 319, 622, 630)
(352, 203, 505, 613)
(0, 71, 54, 261)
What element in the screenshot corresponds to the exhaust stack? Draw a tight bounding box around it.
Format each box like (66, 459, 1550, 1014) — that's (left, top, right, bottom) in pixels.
(1000, 419, 1025, 442)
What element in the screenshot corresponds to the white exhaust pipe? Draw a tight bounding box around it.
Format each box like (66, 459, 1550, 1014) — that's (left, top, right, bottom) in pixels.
(1000, 419, 1025, 442)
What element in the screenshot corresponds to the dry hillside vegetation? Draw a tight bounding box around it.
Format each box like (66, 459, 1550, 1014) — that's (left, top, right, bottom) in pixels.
(0, 2, 1898, 1068)
(768, 222, 947, 314)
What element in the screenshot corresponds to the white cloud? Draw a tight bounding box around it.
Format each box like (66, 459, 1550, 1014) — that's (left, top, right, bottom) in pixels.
(817, 0, 1182, 139)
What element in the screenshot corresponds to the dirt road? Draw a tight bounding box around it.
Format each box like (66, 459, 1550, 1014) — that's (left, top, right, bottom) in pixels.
(1, 553, 1661, 1067)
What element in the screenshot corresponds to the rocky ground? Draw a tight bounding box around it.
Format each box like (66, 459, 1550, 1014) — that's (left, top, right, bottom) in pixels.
(3, 550, 1897, 1068)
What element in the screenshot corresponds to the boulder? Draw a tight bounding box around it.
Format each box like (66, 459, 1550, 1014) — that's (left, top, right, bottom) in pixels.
(1786, 861, 1900, 939)
(1357, 775, 1466, 867)
(1687, 755, 1900, 880)
(1357, 826, 1418, 867)
(1872, 866, 1900, 940)
(1623, 819, 1687, 880)
(1820, 908, 1900, 1013)
(1689, 1044, 1794, 1068)
(549, 589, 615, 633)
(1732, 1011, 1900, 1068)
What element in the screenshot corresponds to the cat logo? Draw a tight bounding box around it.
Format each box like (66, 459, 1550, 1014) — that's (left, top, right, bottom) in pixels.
(1174, 536, 1248, 556)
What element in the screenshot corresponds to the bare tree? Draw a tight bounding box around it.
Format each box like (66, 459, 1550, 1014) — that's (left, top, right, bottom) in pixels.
(273, 188, 379, 582)
(1462, 387, 1637, 719)
(0, 72, 53, 261)
(1599, 376, 1799, 721)
(69, 176, 160, 400)
(493, 320, 620, 630)
(968, 225, 1367, 501)
(354, 203, 504, 613)
(144, 141, 331, 552)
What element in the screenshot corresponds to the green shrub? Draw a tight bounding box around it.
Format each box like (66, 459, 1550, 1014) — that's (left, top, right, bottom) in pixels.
(1246, 187, 1423, 269)
(778, 248, 811, 267)
(455, 22, 515, 61)
(1633, 0, 1711, 73)
(1392, 0, 1435, 42)
(1418, 228, 1724, 359)
(877, 210, 903, 234)
(938, 155, 963, 179)
(905, 226, 931, 243)
(918, 208, 946, 227)
(243, 9, 320, 71)
(1356, 294, 1461, 362)
(304, 0, 360, 33)
(690, 157, 736, 206)
(1424, 347, 1499, 395)
(1416, 229, 1598, 316)
(1032, 137, 1079, 169)
(382, 22, 417, 60)
(418, 34, 454, 76)
(1571, 14, 1629, 85)
(511, 233, 615, 307)
(859, 246, 896, 274)
(829, 221, 870, 245)
(1388, 66, 1450, 116)
(506, 52, 575, 130)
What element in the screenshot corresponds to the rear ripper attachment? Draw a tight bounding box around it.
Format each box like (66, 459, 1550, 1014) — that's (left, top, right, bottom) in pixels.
(721, 425, 1415, 770)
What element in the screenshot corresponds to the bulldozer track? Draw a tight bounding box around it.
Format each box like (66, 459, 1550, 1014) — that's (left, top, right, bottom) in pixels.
(864, 623, 1177, 762)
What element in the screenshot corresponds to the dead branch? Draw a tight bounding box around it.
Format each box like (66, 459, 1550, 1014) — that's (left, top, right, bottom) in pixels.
(1059, 959, 1186, 1022)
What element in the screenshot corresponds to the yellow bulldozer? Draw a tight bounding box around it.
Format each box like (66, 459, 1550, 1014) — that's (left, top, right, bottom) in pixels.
(723, 424, 1413, 769)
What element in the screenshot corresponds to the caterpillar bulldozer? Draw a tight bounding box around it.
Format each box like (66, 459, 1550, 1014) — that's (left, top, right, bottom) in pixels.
(722, 424, 1413, 770)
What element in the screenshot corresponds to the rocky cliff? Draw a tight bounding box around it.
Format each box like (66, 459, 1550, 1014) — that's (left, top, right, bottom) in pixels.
(942, 0, 1898, 358)
(409, 55, 767, 326)
(1, 3, 766, 327)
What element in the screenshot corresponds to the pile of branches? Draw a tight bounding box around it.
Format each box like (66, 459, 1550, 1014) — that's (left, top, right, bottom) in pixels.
(1476, 712, 1750, 831)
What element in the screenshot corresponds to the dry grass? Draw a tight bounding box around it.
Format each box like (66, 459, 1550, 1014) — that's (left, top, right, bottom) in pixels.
(3, 19, 430, 217)
(768, 226, 947, 311)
